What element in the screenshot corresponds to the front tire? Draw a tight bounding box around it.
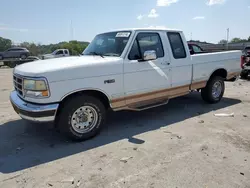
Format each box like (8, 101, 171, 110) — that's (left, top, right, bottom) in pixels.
(57, 95, 106, 141)
(201, 76, 225, 104)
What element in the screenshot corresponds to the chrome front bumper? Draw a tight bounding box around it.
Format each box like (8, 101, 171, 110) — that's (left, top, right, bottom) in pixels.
(10, 91, 59, 122)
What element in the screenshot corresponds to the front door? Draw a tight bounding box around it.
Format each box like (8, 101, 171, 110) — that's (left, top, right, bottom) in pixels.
(55, 50, 64, 58)
(124, 31, 171, 106)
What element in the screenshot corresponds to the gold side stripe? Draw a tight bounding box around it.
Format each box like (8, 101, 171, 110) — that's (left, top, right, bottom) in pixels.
(190, 80, 207, 90)
(227, 72, 241, 80)
(111, 81, 207, 109)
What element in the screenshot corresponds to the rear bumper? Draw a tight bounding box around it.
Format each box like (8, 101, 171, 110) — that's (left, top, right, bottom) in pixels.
(10, 91, 59, 122)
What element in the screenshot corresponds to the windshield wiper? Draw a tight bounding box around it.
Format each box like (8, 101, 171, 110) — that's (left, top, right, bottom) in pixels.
(86, 52, 104, 58)
(103, 53, 119, 57)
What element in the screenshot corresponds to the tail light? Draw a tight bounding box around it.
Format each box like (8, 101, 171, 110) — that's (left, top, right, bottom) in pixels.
(241, 55, 245, 69)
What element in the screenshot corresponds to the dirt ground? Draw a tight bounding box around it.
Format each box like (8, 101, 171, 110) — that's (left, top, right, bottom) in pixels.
(0, 68, 249, 188)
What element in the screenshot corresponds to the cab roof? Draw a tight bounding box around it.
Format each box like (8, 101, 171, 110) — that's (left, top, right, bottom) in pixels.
(101, 27, 182, 34)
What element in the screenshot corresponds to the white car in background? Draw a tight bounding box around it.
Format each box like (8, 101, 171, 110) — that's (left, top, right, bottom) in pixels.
(41, 49, 70, 60)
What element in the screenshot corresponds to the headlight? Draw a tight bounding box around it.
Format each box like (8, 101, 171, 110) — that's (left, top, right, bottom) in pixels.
(23, 78, 50, 98)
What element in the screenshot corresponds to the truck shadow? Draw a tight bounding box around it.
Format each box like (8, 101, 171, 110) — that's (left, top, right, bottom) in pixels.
(0, 93, 241, 173)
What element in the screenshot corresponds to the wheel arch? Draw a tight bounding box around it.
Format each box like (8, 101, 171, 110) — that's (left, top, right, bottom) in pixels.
(60, 89, 111, 109)
(55, 89, 111, 125)
(208, 68, 228, 82)
(198, 68, 227, 90)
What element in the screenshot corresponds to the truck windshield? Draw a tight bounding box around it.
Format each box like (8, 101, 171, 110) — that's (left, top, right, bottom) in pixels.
(82, 31, 131, 57)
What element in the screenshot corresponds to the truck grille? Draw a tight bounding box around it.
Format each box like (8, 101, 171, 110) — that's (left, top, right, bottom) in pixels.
(13, 74, 24, 97)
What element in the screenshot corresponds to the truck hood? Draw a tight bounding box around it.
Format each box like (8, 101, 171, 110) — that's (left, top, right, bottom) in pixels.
(14, 56, 123, 82)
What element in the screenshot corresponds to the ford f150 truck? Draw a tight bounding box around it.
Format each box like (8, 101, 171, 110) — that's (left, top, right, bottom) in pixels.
(10, 28, 242, 141)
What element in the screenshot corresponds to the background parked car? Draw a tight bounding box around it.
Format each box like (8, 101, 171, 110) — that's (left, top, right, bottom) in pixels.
(0, 47, 30, 60)
(188, 43, 207, 55)
(41, 49, 70, 60)
(240, 46, 250, 79)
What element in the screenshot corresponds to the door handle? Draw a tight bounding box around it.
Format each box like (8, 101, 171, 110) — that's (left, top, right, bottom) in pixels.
(161, 62, 170, 65)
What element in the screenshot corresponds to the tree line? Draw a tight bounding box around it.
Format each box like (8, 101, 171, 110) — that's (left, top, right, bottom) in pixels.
(218, 36, 250, 44)
(0, 36, 89, 56)
(1, 35, 250, 55)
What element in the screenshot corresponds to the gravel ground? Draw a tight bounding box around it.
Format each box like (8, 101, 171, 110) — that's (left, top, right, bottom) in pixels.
(0, 68, 249, 188)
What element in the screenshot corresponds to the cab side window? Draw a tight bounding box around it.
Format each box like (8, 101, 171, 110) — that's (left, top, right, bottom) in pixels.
(64, 50, 69, 55)
(128, 32, 164, 60)
(167, 32, 186, 59)
(56, 50, 64, 55)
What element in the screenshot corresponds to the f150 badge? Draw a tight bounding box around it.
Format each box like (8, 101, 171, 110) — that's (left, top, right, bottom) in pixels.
(104, 79, 115, 84)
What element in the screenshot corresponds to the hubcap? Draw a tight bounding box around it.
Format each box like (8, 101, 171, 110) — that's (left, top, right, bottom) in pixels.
(212, 81, 223, 99)
(71, 106, 98, 134)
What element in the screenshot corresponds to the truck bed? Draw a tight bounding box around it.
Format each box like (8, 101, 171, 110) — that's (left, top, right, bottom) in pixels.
(191, 50, 242, 83)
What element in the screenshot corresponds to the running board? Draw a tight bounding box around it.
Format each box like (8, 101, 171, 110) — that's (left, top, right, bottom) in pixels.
(127, 99, 169, 111)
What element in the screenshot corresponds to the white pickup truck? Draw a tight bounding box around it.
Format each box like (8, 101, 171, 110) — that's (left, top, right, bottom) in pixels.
(10, 28, 241, 141)
(41, 49, 70, 60)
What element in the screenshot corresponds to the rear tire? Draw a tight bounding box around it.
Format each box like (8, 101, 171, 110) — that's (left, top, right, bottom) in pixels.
(201, 76, 225, 104)
(57, 95, 106, 141)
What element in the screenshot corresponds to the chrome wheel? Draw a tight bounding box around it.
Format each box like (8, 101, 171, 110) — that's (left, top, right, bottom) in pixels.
(71, 106, 98, 134)
(212, 81, 222, 99)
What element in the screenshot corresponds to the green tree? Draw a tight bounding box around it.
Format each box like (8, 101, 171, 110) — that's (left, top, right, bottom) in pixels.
(60, 40, 89, 55)
(248, 36, 250, 42)
(28, 43, 40, 56)
(0, 37, 12, 51)
(231, 38, 243, 43)
(19, 42, 40, 56)
(218, 39, 227, 44)
(0, 36, 89, 56)
(19, 42, 30, 48)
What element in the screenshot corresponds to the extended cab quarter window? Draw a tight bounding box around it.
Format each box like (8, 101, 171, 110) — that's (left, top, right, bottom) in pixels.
(128, 32, 164, 60)
(167, 32, 186, 59)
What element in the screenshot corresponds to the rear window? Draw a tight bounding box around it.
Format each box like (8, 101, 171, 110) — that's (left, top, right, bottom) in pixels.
(167, 32, 186, 59)
(8, 49, 21, 52)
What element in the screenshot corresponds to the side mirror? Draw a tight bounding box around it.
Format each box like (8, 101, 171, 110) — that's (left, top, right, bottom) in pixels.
(143, 50, 157, 61)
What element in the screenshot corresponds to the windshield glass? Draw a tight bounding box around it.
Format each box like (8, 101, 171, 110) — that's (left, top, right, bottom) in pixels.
(82, 31, 131, 57)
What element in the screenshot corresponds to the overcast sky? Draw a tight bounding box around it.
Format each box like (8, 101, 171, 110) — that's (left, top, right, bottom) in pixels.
(0, 0, 249, 44)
